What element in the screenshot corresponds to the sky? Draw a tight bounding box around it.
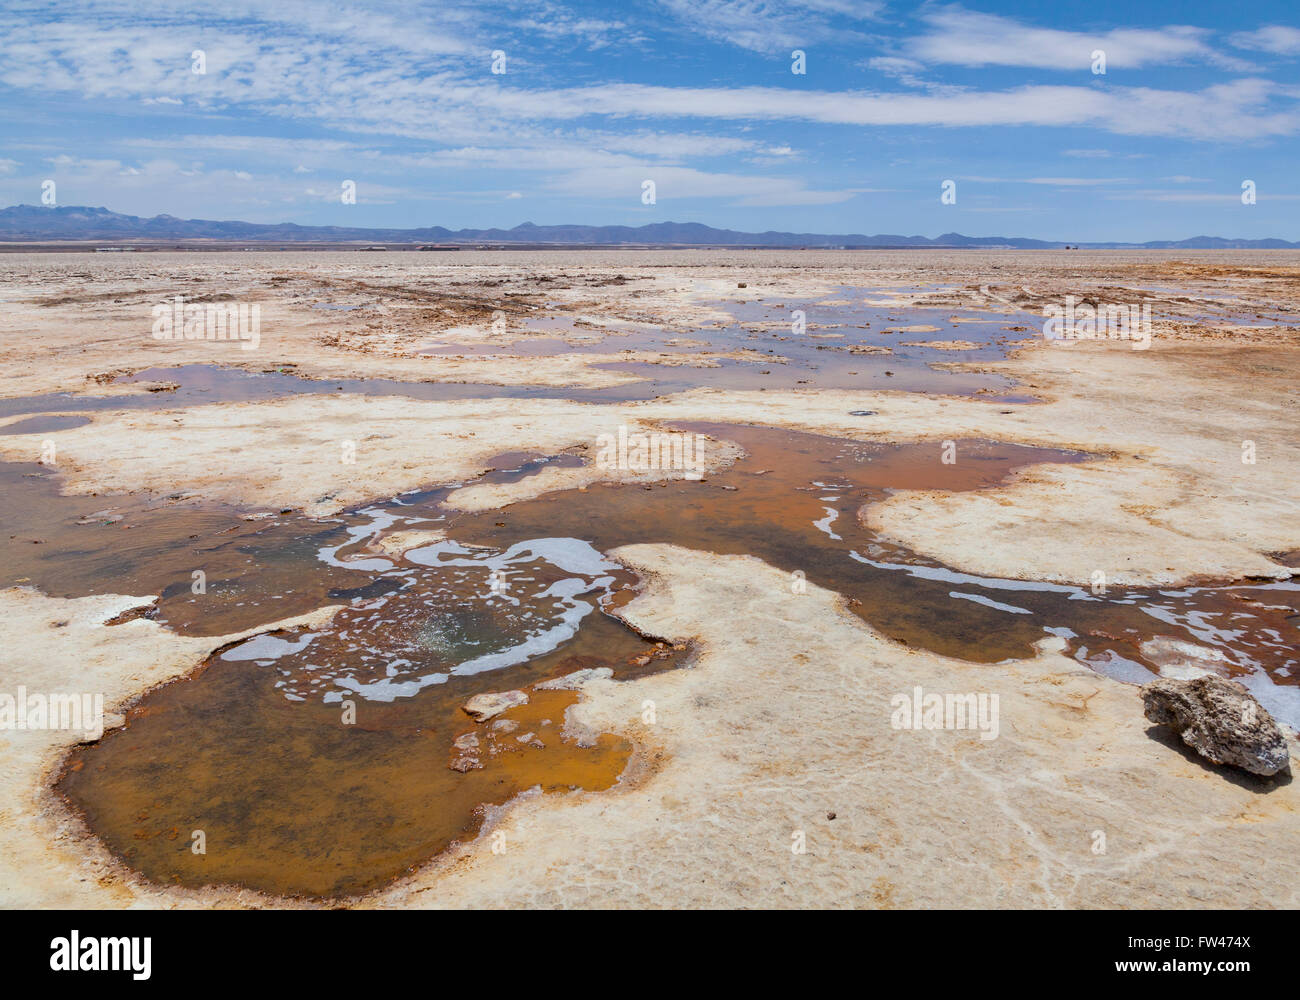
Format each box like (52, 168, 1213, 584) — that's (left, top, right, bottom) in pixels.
(1, 0, 1299, 241)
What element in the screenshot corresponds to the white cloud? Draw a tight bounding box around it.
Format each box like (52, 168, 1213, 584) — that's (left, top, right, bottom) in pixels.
(1023, 177, 1132, 186)
(907, 6, 1237, 71)
(461, 79, 1297, 142)
(349, 143, 849, 206)
(958, 175, 1133, 186)
(123, 135, 366, 158)
(13, 154, 419, 213)
(656, 0, 882, 54)
(2, 0, 1298, 228)
(1105, 189, 1300, 202)
(577, 131, 765, 159)
(3, 4, 1293, 152)
(510, 3, 637, 49)
(866, 56, 928, 88)
(1230, 26, 1300, 56)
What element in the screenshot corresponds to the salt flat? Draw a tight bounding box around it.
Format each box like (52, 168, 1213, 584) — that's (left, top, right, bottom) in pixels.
(1, 250, 1297, 907)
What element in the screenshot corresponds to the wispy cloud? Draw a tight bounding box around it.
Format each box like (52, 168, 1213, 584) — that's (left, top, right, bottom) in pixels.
(656, 0, 883, 53)
(906, 6, 1240, 71)
(1105, 189, 1300, 202)
(1, 0, 1297, 239)
(1230, 25, 1300, 57)
(460, 79, 1299, 142)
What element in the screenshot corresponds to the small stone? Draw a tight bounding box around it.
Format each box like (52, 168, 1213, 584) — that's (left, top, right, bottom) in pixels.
(462, 689, 529, 722)
(1142, 675, 1291, 777)
(535, 667, 613, 691)
(449, 755, 482, 773)
(452, 732, 479, 751)
(491, 718, 520, 734)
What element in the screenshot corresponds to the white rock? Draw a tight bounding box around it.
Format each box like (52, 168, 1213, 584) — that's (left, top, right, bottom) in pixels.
(462, 689, 528, 722)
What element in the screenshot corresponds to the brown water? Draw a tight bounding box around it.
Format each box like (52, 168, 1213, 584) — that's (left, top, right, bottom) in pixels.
(51, 451, 682, 899)
(59, 612, 661, 899)
(0, 451, 586, 636)
(53, 422, 1300, 899)
(0, 458, 380, 634)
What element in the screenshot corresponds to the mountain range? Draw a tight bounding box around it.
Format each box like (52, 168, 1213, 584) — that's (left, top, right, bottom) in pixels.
(1, 204, 1297, 250)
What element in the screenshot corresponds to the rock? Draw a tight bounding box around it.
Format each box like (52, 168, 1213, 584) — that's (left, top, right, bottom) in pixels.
(452, 732, 480, 751)
(1141, 675, 1290, 776)
(462, 689, 528, 722)
(368, 528, 448, 557)
(490, 718, 519, 734)
(449, 755, 482, 773)
(535, 667, 613, 691)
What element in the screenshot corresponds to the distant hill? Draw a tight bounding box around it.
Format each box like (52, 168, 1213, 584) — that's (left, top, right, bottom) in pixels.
(0, 204, 1296, 249)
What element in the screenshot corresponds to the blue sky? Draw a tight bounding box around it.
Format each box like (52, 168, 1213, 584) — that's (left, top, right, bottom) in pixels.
(1, 0, 1299, 240)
